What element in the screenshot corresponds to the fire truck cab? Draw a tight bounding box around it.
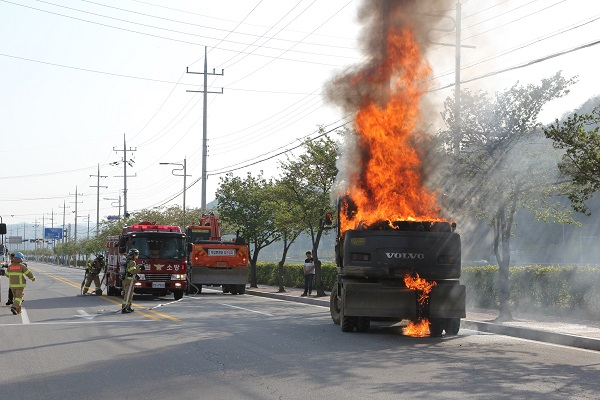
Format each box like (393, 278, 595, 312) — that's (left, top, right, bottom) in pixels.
(106, 221, 187, 300)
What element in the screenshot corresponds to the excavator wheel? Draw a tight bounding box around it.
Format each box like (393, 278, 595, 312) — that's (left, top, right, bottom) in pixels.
(330, 284, 341, 325)
(429, 319, 444, 337)
(356, 317, 370, 332)
(445, 318, 461, 335)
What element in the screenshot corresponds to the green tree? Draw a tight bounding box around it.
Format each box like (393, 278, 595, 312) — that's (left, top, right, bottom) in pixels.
(271, 180, 305, 292)
(129, 205, 205, 227)
(438, 72, 576, 321)
(279, 134, 338, 297)
(544, 104, 600, 215)
(216, 172, 281, 287)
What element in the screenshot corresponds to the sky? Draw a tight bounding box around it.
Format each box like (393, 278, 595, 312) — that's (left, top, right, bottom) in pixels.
(1, 0, 599, 241)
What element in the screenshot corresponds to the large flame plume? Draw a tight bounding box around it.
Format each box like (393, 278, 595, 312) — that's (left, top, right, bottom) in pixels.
(327, 0, 453, 233)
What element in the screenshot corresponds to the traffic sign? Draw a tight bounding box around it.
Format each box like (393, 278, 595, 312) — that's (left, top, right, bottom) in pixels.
(106, 215, 120, 221)
(45, 227, 63, 239)
(8, 236, 22, 244)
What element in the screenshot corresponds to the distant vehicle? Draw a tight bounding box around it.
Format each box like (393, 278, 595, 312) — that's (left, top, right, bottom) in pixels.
(185, 214, 248, 295)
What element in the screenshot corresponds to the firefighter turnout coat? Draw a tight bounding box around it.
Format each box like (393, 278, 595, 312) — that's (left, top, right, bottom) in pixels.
(5, 260, 35, 314)
(122, 258, 141, 310)
(83, 258, 105, 294)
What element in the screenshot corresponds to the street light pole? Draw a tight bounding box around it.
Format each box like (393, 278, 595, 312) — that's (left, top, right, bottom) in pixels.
(160, 158, 191, 227)
(104, 196, 122, 219)
(0, 216, 6, 262)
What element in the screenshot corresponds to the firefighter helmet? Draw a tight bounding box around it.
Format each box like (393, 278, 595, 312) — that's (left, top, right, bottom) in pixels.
(128, 248, 139, 257)
(96, 253, 104, 260)
(14, 252, 25, 260)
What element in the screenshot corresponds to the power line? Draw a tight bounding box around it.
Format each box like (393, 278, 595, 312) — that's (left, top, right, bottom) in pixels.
(12, 0, 359, 62)
(208, 120, 351, 176)
(130, 0, 357, 43)
(0, 165, 100, 179)
(129, 70, 186, 142)
(433, 38, 600, 91)
(225, 0, 354, 88)
(0, 52, 186, 84)
(216, 0, 315, 71)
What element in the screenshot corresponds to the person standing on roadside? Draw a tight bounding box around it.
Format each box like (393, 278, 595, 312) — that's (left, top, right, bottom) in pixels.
(301, 251, 315, 297)
(5, 252, 35, 315)
(121, 248, 141, 313)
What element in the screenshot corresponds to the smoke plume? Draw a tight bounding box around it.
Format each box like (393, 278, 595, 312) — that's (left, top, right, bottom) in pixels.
(325, 0, 455, 226)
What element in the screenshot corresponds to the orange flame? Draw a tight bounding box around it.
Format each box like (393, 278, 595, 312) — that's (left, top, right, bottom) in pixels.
(340, 22, 443, 233)
(402, 319, 430, 337)
(404, 273, 437, 305)
(403, 273, 437, 337)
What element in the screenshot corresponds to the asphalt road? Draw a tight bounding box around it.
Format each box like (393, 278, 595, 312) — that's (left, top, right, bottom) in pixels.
(1, 262, 599, 400)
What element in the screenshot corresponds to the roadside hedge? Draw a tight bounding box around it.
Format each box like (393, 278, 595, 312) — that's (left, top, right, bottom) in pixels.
(256, 262, 337, 291)
(462, 265, 600, 318)
(256, 263, 600, 318)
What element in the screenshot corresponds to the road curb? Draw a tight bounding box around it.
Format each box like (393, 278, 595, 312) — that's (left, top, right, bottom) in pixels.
(246, 288, 600, 351)
(245, 289, 329, 307)
(462, 320, 600, 351)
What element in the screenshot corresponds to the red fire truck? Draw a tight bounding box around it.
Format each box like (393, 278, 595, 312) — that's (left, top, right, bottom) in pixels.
(106, 221, 188, 300)
(185, 214, 248, 294)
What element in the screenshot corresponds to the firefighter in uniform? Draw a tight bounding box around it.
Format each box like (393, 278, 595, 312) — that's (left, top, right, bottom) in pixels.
(4, 252, 35, 315)
(122, 248, 141, 313)
(83, 254, 105, 295)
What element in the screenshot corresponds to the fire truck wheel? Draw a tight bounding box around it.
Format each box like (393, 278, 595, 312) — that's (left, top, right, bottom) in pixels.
(445, 318, 460, 335)
(356, 317, 370, 332)
(222, 285, 230, 294)
(173, 290, 184, 300)
(238, 285, 246, 295)
(107, 285, 116, 296)
(330, 284, 341, 325)
(230, 287, 239, 295)
(429, 319, 444, 337)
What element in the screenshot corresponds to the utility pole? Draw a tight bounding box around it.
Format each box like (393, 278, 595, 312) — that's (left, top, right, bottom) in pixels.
(46, 209, 54, 249)
(59, 200, 70, 244)
(426, 1, 473, 155)
(186, 46, 224, 211)
(69, 186, 83, 243)
(90, 163, 107, 236)
(34, 218, 39, 254)
(112, 134, 137, 218)
(454, 1, 462, 155)
(85, 214, 90, 239)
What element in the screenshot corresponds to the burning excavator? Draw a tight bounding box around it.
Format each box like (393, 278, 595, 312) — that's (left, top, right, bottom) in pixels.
(329, 196, 465, 336)
(326, 0, 466, 336)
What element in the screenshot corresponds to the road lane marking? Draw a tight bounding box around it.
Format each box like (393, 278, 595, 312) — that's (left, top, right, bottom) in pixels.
(219, 303, 274, 316)
(21, 308, 30, 324)
(25, 266, 174, 322)
(76, 310, 96, 320)
(147, 309, 180, 322)
(0, 319, 156, 327)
